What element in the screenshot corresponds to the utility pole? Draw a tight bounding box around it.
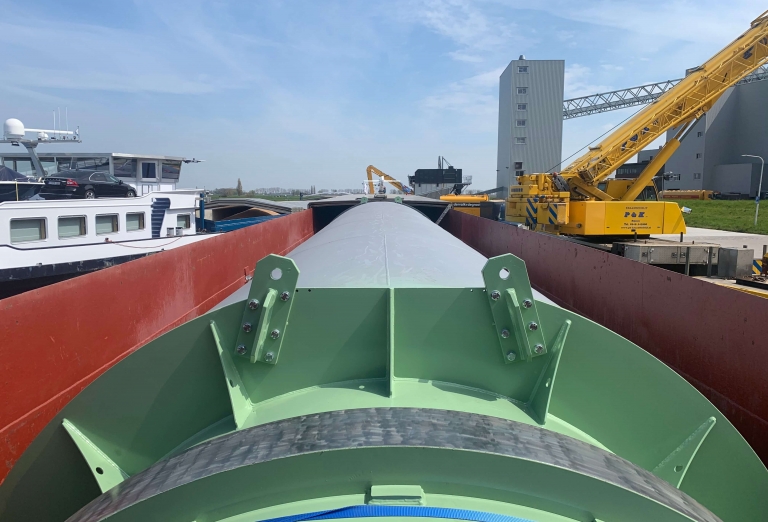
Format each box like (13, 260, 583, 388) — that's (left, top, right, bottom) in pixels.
(742, 154, 764, 227)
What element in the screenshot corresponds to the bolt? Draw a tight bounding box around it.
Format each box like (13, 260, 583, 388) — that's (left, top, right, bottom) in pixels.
(242, 322, 252, 333)
(248, 299, 260, 310)
(280, 291, 290, 302)
(522, 299, 532, 309)
(533, 344, 544, 354)
(270, 329, 280, 339)
(506, 351, 516, 362)
(264, 352, 274, 362)
(490, 290, 501, 301)
(500, 329, 510, 339)
(528, 322, 538, 331)
(236, 344, 247, 355)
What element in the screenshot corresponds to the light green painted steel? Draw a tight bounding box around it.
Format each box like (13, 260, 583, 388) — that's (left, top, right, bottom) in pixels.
(62, 419, 128, 493)
(211, 321, 253, 429)
(235, 254, 299, 365)
(0, 253, 766, 522)
(482, 254, 547, 363)
(654, 417, 717, 488)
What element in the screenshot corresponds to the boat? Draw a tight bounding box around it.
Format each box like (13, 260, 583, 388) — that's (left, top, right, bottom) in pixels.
(0, 189, 215, 298)
(0, 165, 42, 202)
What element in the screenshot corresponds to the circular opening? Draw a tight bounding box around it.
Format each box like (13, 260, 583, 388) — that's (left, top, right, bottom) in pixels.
(499, 267, 510, 280)
(270, 267, 283, 280)
(229, 379, 235, 388)
(95, 467, 104, 475)
(308, 289, 312, 292)
(674, 465, 683, 473)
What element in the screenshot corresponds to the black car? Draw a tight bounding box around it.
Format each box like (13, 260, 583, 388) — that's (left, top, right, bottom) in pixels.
(39, 170, 136, 199)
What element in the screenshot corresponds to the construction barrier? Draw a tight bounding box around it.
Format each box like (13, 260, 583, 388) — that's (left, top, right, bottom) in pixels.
(0, 211, 314, 485)
(443, 210, 768, 464)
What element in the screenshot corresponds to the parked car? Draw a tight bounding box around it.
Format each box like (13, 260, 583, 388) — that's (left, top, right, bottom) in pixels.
(39, 170, 136, 199)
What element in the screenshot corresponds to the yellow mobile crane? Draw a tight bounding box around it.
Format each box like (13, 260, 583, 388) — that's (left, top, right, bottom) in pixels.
(507, 10, 768, 237)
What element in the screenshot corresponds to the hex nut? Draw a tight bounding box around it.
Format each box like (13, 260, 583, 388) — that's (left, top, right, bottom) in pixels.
(490, 290, 501, 301)
(280, 291, 290, 302)
(522, 299, 533, 309)
(500, 329, 510, 339)
(242, 322, 252, 333)
(264, 352, 274, 362)
(236, 344, 247, 355)
(506, 351, 516, 362)
(528, 322, 539, 331)
(533, 344, 544, 354)
(248, 299, 260, 310)
(270, 329, 280, 339)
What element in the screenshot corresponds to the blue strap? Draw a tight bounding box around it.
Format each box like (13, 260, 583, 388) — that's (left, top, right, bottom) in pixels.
(257, 505, 535, 522)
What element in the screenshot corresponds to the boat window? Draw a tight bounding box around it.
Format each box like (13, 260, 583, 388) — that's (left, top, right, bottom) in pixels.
(40, 159, 57, 176)
(90, 173, 107, 182)
(114, 158, 136, 178)
(14, 160, 35, 177)
(11, 218, 47, 243)
(126, 212, 145, 232)
(177, 214, 191, 229)
(162, 161, 182, 180)
(57, 158, 73, 172)
(95, 214, 119, 235)
(72, 157, 109, 171)
(141, 163, 157, 179)
(58, 216, 87, 239)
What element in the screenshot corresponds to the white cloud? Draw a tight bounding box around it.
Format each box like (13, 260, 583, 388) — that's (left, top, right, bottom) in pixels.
(564, 64, 612, 98)
(399, 0, 526, 64)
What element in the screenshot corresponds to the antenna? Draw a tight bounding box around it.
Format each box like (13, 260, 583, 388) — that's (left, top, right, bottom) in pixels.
(58, 107, 62, 139)
(65, 108, 69, 133)
(52, 110, 56, 136)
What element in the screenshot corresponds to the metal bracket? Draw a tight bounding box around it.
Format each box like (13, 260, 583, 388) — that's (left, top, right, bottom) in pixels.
(482, 254, 547, 363)
(653, 416, 716, 488)
(62, 419, 128, 493)
(527, 320, 571, 425)
(211, 321, 253, 429)
(234, 255, 299, 365)
(368, 485, 425, 506)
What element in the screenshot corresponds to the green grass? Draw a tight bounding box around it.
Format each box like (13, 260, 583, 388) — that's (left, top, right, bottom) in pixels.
(670, 199, 768, 235)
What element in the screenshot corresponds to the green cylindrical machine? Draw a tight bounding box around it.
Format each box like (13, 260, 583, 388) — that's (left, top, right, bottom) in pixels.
(1, 202, 766, 521)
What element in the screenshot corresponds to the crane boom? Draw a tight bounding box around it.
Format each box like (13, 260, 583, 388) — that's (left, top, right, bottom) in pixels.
(562, 10, 768, 189)
(366, 165, 412, 194)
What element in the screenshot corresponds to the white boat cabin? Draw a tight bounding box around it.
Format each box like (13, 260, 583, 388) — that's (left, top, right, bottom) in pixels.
(0, 190, 200, 253)
(0, 152, 186, 195)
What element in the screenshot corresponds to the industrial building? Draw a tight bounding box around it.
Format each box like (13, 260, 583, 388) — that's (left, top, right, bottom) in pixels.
(496, 57, 564, 195)
(663, 79, 768, 197)
(408, 157, 466, 196)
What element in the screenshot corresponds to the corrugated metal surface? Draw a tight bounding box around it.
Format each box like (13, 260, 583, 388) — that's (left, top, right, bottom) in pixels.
(0, 210, 315, 485)
(497, 59, 565, 192)
(443, 210, 768, 464)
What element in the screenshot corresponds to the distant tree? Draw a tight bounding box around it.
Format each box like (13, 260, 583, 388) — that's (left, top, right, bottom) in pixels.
(236, 178, 243, 196)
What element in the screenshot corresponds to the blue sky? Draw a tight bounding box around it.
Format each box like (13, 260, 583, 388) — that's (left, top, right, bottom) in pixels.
(0, 0, 764, 190)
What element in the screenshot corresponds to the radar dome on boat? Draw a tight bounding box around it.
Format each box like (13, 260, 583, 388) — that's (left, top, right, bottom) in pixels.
(3, 118, 24, 140)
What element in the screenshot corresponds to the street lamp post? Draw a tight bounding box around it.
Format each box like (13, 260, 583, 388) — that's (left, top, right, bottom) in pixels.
(742, 154, 764, 227)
